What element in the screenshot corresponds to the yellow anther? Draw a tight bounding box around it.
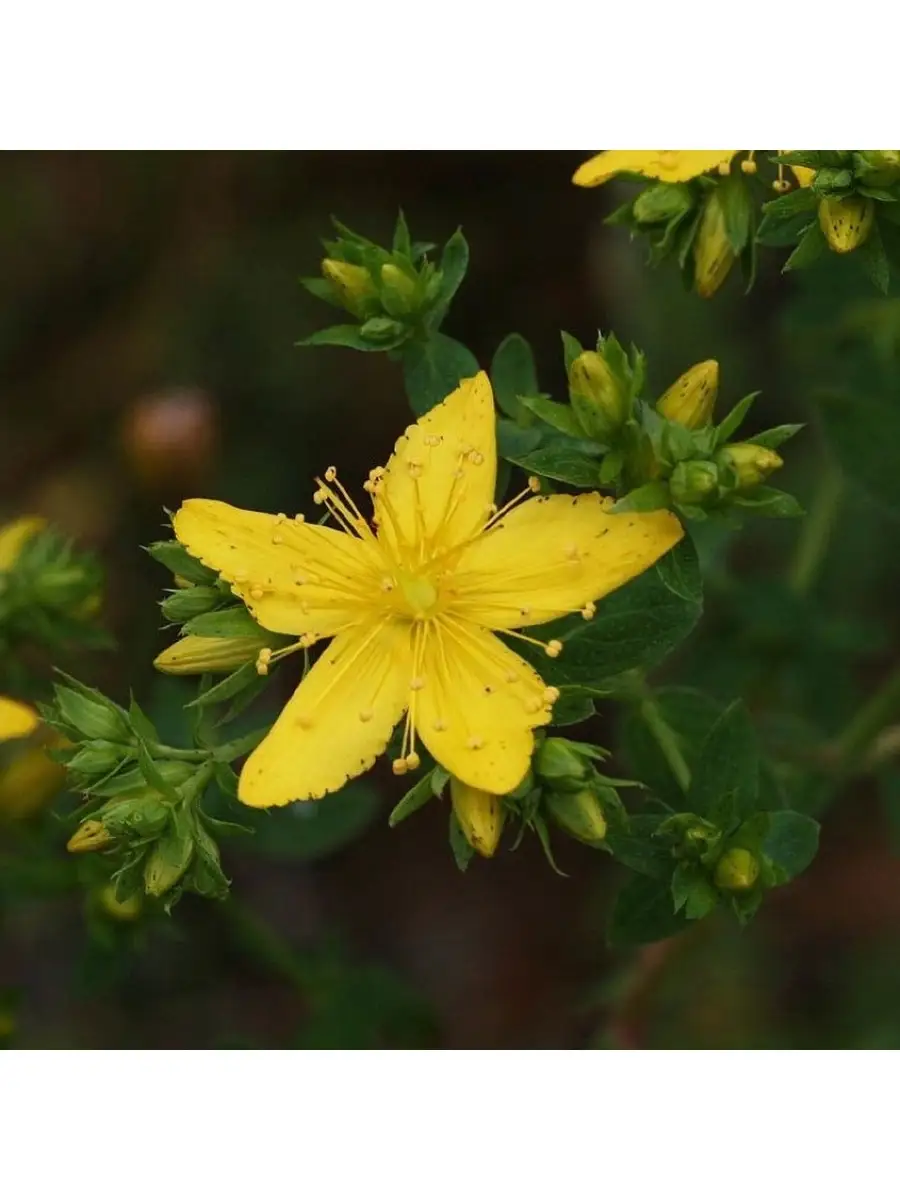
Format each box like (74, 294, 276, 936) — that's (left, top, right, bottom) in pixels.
(526, 698, 543, 714)
(581, 601, 596, 619)
(392, 758, 409, 776)
(433, 719, 447, 732)
(359, 709, 374, 723)
(295, 714, 312, 729)
(772, 178, 791, 193)
(325, 466, 337, 482)
(504, 671, 519, 684)
(741, 156, 757, 175)
(381, 577, 395, 592)
(543, 687, 560, 704)
(275, 513, 287, 523)
(313, 488, 326, 504)
(410, 677, 425, 691)
(469, 450, 484, 465)
(294, 513, 306, 523)
(717, 161, 731, 176)
(467, 736, 484, 750)
(250, 587, 264, 600)
(272, 534, 283, 545)
(528, 475, 541, 493)
(405, 752, 421, 770)
(546, 639, 563, 658)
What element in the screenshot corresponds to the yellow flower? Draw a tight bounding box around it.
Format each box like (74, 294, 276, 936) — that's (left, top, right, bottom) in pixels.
(0, 515, 46, 571)
(173, 374, 682, 806)
(0, 696, 39, 741)
(573, 150, 736, 188)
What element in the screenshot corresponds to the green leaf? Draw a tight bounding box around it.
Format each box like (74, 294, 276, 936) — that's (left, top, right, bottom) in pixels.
(857, 220, 890, 294)
(128, 696, 159, 744)
(401, 333, 480, 416)
(431, 228, 469, 323)
(392, 210, 412, 258)
(561, 331, 584, 374)
(718, 174, 753, 253)
(819, 391, 900, 516)
(183, 607, 262, 639)
(762, 811, 820, 881)
(517, 394, 583, 437)
(671, 862, 719, 920)
(449, 810, 475, 872)
(186, 662, 259, 710)
(136, 741, 181, 802)
(621, 687, 725, 809)
(299, 277, 342, 308)
(607, 874, 689, 948)
(605, 829, 672, 880)
(728, 487, 804, 518)
(687, 701, 759, 829)
(213, 728, 267, 762)
(513, 538, 703, 690)
(714, 393, 758, 446)
(549, 688, 595, 726)
(503, 444, 601, 487)
(782, 221, 828, 272)
(242, 783, 380, 861)
(389, 771, 437, 827)
(746, 423, 804, 449)
(298, 324, 396, 352)
(612, 482, 671, 513)
(491, 333, 539, 423)
(146, 541, 216, 585)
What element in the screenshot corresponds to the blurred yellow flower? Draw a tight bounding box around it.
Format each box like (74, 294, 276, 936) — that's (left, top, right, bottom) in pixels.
(0, 697, 66, 819)
(174, 373, 682, 807)
(0, 515, 46, 571)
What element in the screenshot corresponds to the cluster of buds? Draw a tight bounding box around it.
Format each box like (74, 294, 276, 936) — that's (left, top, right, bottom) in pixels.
(43, 674, 246, 907)
(301, 213, 468, 352)
(0, 514, 105, 654)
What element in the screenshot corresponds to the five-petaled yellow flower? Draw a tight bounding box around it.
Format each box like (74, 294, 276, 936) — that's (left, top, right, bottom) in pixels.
(173, 373, 682, 807)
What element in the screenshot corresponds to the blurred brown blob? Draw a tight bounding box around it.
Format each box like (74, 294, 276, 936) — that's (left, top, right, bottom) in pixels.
(121, 388, 218, 497)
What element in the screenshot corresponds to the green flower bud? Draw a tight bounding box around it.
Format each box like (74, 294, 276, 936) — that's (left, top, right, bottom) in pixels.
(632, 183, 694, 225)
(717, 443, 783, 490)
(714, 847, 760, 891)
(855, 151, 900, 187)
(154, 633, 272, 675)
(657, 360, 719, 428)
(380, 262, 418, 309)
(64, 740, 128, 777)
(818, 195, 875, 253)
(101, 793, 171, 839)
(144, 828, 194, 898)
(54, 687, 130, 743)
(568, 351, 628, 438)
(67, 819, 113, 853)
(450, 777, 504, 858)
(320, 258, 377, 316)
(545, 787, 608, 846)
(160, 585, 222, 623)
(98, 883, 143, 921)
(693, 191, 736, 298)
(669, 460, 720, 506)
(534, 738, 589, 789)
(360, 316, 405, 345)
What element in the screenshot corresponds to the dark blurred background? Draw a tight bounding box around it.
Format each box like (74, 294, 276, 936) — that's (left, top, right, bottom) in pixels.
(3, 150, 900, 1049)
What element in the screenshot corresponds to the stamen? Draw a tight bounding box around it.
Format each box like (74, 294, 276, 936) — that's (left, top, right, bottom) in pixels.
(405, 751, 421, 770)
(250, 586, 265, 600)
(359, 709, 373, 723)
(392, 758, 409, 776)
(503, 628, 564, 658)
(741, 151, 757, 175)
(581, 601, 596, 620)
(543, 687, 560, 704)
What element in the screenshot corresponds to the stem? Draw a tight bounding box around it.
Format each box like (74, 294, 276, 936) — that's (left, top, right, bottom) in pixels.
(223, 899, 311, 991)
(640, 695, 692, 793)
(833, 664, 900, 772)
(788, 461, 843, 597)
(147, 744, 207, 762)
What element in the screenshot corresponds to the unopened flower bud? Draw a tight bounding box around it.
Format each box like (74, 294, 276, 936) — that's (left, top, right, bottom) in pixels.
(693, 191, 736, 298)
(534, 738, 589, 789)
(54, 687, 130, 743)
(380, 262, 418, 308)
(568, 351, 628, 438)
(144, 833, 194, 897)
(632, 183, 694, 225)
(154, 633, 274, 675)
(67, 819, 113, 853)
(320, 258, 377, 316)
(856, 150, 900, 187)
(450, 778, 504, 857)
(669, 460, 720, 506)
(818, 195, 875, 254)
(0, 515, 47, 571)
(545, 787, 608, 847)
(717, 443, 783, 490)
(657, 360, 719, 428)
(714, 847, 759, 891)
(160, 585, 222, 623)
(98, 883, 143, 921)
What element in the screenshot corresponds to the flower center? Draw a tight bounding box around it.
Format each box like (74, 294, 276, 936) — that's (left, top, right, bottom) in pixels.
(397, 571, 438, 619)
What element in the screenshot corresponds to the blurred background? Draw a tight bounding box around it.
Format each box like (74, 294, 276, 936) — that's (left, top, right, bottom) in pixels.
(2, 150, 900, 1049)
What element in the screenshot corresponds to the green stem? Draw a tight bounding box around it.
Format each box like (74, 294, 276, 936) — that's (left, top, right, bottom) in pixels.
(147, 744, 207, 762)
(640, 695, 692, 793)
(223, 899, 311, 991)
(788, 461, 843, 597)
(834, 664, 900, 772)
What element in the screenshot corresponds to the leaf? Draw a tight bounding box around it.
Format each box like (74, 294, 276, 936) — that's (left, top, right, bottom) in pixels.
(186, 662, 259, 710)
(242, 783, 380, 861)
(561, 331, 584, 374)
(718, 174, 753, 253)
(517, 394, 583, 437)
(819, 391, 900, 516)
(388, 771, 437, 827)
(612, 482, 671, 513)
(621, 687, 725, 809)
(746, 423, 805, 449)
(857, 220, 890, 294)
(512, 538, 703, 690)
(299, 277, 342, 308)
(607, 874, 689, 948)
(729, 487, 804, 518)
(605, 830, 672, 879)
(449, 810, 475, 872)
(401, 333, 480, 416)
(503, 443, 601, 488)
(136, 741, 181, 802)
(714, 393, 758, 446)
(756, 187, 818, 246)
(146, 541, 216, 585)
(687, 701, 759, 829)
(184, 607, 263, 639)
(213, 728, 268, 762)
(762, 811, 820, 881)
(671, 862, 719, 920)
(297, 324, 396, 352)
(491, 333, 539, 423)
(392, 210, 412, 258)
(128, 696, 159, 744)
(431, 228, 469, 324)
(549, 688, 595, 726)
(782, 222, 828, 272)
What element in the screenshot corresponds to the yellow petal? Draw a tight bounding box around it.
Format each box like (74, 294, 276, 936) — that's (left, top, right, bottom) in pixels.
(0, 515, 46, 571)
(174, 498, 385, 638)
(375, 371, 496, 559)
(573, 150, 736, 188)
(415, 619, 549, 794)
(0, 696, 39, 742)
(791, 165, 816, 188)
(238, 620, 411, 806)
(450, 495, 683, 628)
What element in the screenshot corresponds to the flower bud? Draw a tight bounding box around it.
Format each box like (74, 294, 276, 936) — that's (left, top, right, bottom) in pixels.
(632, 183, 694, 225)
(856, 150, 900, 187)
(160, 585, 222, 623)
(669, 460, 720, 506)
(450, 778, 504, 857)
(54, 687, 131, 743)
(64, 740, 129, 777)
(534, 738, 589, 789)
(320, 258, 377, 316)
(717, 443, 783, 490)
(0, 696, 39, 742)
(693, 191, 736, 298)
(380, 262, 418, 308)
(714, 847, 760, 891)
(657, 360, 719, 428)
(568, 351, 628, 438)
(818, 195, 875, 253)
(98, 883, 143, 921)
(67, 819, 113, 853)
(0, 515, 46, 571)
(144, 831, 194, 897)
(154, 633, 273, 675)
(360, 316, 405, 345)
(545, 787, 608, 846)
